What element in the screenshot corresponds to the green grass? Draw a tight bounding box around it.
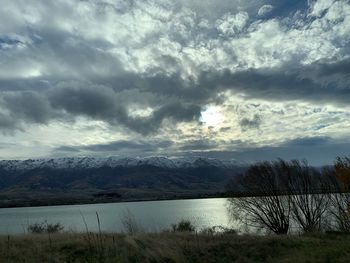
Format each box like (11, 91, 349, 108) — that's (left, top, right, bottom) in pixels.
(0, 232, 350, 262)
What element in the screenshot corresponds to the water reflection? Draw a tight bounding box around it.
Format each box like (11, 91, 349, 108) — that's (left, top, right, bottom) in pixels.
(0, 198, 231, 235)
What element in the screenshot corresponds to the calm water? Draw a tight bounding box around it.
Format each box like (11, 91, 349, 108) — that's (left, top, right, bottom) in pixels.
(0, 198, 231, 235)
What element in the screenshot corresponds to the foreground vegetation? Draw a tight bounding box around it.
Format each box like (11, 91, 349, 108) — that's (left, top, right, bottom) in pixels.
(226, 157, 350, 235)
(1, 231, 350, 262)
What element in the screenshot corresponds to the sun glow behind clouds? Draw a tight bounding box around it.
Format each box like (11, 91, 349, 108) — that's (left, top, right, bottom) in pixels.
(1, 0, 350, 164)
(200, 106, 223, 127)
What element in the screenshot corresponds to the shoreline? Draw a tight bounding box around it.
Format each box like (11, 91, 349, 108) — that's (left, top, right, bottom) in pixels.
(0, 192, 229, 210)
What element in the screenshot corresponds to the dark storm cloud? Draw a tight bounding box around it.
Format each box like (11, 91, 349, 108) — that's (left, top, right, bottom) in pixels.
(239, 114, 262, 131)
(55, 139, 174, 153)
(220, 127, 231, 132)
(152, 102, 201, 123)
(240, 136, 350, 165)
(197, 58, 350, 105)
(49, 85, 119, 119)
(103, 57, 350, 112)
(48, 84, 202, 134)
(116, 102, 201, 134)
(316, 59, 350, 76)
(0, 79, 51, 92)
(135, 74, 212, 103)
(4, 91, 54, 124)
(285, 137, 331, 147)
(55, 146, 80, 153)
(83, 140, 173, 152)
(183, 136, 350, 166)
(102, 57, 350, 115)
(0, 91, 57, 132)
(0, 113, 21, 133)
(30, 28, 124, 79)
(0, 57, 350, 134)
(179, 139, 218, 151)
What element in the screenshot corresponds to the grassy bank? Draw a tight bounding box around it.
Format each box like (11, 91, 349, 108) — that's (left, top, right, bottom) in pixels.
(1, 232, 350, 262)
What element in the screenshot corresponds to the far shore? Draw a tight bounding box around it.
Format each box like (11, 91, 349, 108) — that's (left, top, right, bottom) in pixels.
(0, 192, 229, 209)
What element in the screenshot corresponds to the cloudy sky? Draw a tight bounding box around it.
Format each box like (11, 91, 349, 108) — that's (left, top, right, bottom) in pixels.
(0, 0, 350, 165)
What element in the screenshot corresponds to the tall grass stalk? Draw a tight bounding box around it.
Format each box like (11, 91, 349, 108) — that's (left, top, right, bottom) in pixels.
(80, 211, 94, 262)
(6, 235, 10, 263)
(121, 208, 143, 235)
(96, 212, 104, 262)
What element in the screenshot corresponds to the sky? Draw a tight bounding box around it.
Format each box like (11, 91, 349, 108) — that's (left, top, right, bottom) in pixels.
(0, 0, 350, 165)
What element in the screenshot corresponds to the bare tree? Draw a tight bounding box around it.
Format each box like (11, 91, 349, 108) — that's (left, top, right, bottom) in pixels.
(326, 157, 350, 231)
(287, 160, 330, 233)
(227, 160, 291, 235)
(227, 159, 337, 234)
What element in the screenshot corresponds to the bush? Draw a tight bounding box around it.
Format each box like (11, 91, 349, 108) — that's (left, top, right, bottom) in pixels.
(46, 223, 64, 233)
(28, 221, 64, 234)
(200, 226, 237, 235)
(28, 222, 46, 234)
(171, 220, 196, 232)
(121, 209, 143, 235)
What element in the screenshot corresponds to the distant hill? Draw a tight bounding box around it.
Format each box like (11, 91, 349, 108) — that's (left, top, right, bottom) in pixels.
(0, 157, 246, 207)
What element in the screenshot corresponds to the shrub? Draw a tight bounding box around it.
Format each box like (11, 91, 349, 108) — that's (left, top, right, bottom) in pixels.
(200, 226, 237, 235)
(121, 209, 143, 235)
(28, 221, 64, 234)
(28, 222, 46, 234)
(46, 223, 64, 233)
(171, 220, 196, 232)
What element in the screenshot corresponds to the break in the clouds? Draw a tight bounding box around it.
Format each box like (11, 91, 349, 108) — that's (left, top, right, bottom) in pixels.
(0, 0, 350, 165)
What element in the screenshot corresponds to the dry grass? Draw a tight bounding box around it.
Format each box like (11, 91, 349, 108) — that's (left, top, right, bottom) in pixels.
(0, 232, 350, 262)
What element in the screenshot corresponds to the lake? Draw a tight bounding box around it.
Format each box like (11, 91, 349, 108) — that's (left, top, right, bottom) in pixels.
(0, 198, 231, 235)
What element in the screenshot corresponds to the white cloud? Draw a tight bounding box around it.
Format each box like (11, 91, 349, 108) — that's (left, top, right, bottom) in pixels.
(215, 12, 249, 36)
(258, 5, 274, 16)
(0, 0, 350, 160)
(309, 0, 335, 17)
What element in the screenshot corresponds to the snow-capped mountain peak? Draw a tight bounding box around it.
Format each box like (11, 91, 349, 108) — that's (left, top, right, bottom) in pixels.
(0, 156, 242, 171)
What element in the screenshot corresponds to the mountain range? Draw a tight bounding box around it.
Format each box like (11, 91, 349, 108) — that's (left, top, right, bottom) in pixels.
(0, 156, 245, 207)
(0, 156, 242, 170)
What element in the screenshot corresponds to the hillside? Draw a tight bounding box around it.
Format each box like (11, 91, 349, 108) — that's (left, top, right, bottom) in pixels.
(0, 157, 245, 207)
